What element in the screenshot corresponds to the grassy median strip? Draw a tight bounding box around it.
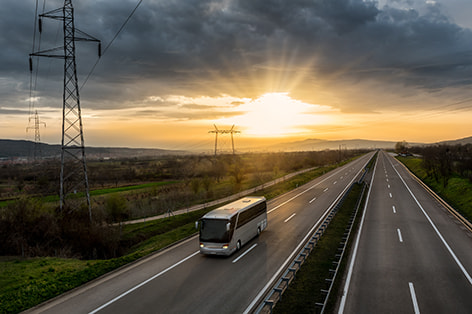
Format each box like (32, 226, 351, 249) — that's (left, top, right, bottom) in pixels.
(273, 182, 364, 314)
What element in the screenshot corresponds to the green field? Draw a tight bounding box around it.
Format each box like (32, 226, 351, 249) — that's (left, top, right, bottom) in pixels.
(0, 181, 177, 209)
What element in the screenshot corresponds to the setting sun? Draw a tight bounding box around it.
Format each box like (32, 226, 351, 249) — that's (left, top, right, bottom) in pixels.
(216, 92, 335, 138)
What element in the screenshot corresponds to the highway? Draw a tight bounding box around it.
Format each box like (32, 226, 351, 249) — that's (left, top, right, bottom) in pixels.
(27, 152, 374, 314)
(339, 150, 472, 313)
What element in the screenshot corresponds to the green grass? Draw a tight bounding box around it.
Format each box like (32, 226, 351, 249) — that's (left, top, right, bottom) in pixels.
(273, 183, 364, 314)
(0, 218, 202, 314)
(0, 181, 178, 208)
(397, 156, 472, 221)
(90, 181, 178, 196)
(0, 156, 362, 314)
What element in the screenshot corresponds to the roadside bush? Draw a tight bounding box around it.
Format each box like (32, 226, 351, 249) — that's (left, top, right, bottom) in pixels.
(0, 197, 58, 257)
(0, 198, 121, 259)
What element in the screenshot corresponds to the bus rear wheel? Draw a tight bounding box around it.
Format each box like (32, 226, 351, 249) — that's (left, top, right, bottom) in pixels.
(257, 227, 261, 236)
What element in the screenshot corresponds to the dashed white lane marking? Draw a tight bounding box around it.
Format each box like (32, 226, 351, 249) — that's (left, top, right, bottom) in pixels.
(309, 197, 317, 204)
(409, 282, 421, 314)
(232, 243, 258, 264)
(393, 205, 396, 214)
(390, 157, 472, 285)
(284, 213, 296, 223)
(324, 188, 329, 192)
(397, 229, 404, 243)
(389, 193, 393, 198)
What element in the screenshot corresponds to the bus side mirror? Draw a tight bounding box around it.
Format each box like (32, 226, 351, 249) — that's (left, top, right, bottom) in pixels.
(195, 221, 199, 229)
(226, 222, 231, 231)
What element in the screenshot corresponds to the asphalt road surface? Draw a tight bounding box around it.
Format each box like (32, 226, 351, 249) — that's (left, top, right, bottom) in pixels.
(338, 151, 472, 314)
(27, 153, 374, 314)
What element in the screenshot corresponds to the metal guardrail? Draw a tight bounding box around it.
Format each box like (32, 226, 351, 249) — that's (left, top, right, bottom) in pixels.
(254, 154, 375, 314)
(255, 183, 360, 314)
(315, 181, 368, 313)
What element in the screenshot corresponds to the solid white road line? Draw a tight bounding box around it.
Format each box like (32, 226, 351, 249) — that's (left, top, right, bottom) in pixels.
(397, 228, 404, 243)
(245, 154, 374, 314)
(409, 282, 421, 314)
(232, 243, 258, 264)
(338, 154, 378, 314)
(284, 213, 297, 223)
(89, 251, 200, 314)
(389, 155, 472, 286)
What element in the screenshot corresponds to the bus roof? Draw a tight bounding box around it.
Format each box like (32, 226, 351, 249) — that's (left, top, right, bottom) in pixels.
(202, 196, 266, 220)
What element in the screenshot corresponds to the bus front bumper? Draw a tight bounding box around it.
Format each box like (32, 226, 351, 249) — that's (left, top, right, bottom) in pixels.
(199, 243, 233, 256)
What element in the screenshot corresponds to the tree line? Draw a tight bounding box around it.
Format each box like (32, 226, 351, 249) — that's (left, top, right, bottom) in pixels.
(0, 149, 365, 259)
(404, 143, 472, 187)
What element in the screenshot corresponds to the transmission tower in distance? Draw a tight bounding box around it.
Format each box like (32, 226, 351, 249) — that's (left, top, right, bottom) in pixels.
(209, 124, 240, 156)
(26, 110, 46, 160)
(30, 0, 101, 219)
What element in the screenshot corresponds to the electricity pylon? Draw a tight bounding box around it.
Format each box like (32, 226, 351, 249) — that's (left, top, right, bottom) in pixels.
(26, 110, 46, 160)
(208, 124, 240, 155)
(30, 0, 100, 219)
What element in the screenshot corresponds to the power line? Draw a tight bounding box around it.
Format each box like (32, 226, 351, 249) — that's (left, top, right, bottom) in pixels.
(80, 0, 144, 91)
(29, 0, 40, 119)
(29, 0, 47, 120)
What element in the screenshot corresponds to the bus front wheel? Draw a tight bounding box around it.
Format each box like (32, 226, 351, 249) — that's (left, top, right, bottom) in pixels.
(236, 240, 241, 251)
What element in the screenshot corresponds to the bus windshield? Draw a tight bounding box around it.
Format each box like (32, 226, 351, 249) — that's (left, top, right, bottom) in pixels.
(200, 219, 231, 243)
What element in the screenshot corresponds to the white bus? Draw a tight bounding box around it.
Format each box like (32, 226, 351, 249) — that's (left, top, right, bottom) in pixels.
(197, 196, 268, 256)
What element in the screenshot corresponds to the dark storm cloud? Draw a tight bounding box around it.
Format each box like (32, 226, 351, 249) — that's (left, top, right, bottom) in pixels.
(1, 0, 472, 112)
(91, 0, 472, 96)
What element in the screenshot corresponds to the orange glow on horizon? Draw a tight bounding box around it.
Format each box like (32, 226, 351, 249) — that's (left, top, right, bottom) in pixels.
(216, 92, 336, 138)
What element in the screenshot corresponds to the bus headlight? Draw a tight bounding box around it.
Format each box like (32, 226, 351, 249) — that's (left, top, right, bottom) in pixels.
(200, 243, 204, 248)
(222, 244, 229, 249)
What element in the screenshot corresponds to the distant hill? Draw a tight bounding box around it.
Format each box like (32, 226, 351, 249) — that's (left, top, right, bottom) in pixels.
(266, 138, 425, 152)
(0, 139, 185, 159)
(437, 136, 472, 146)
(2, 136, 471, 159)
(266, 136, 472, 152)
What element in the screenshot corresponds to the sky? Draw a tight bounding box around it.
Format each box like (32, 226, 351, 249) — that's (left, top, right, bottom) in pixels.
(1, 0, 472, 152)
